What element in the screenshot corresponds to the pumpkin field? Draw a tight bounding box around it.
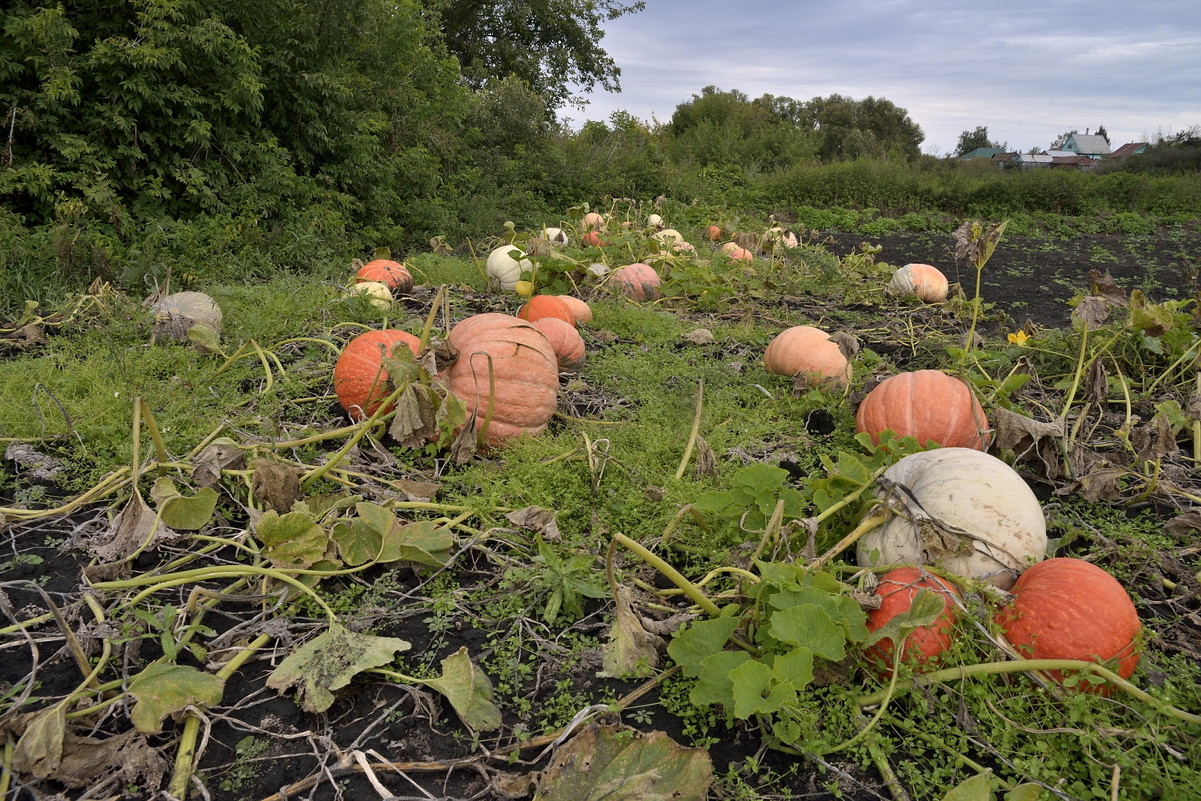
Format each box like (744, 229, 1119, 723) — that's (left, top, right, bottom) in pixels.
(2, 202, 1200, 801)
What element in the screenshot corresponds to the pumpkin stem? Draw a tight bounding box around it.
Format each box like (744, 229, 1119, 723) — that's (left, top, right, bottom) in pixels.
(809, 510, 887, 569)
(673, 379, 704, 481)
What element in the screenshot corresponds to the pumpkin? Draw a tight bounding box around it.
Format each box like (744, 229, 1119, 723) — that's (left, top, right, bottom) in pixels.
(486, 245, 533, 292)
(518, 295, 575, 326)
(672, 241, 697, 254)
(865, 567, 960, 677)
(150, 291, 223, 342)
(350, 280, 393, 309)
(995, 557, 1141, 693)
(582, 212, 605, 230)
(647, 213, 664, 228)
(442, 313, 559, 445)
(763, 325, 851, 387)
(705, 224, 722, 241)
(610, 263, 662, 301)
(581, 230, 609, 248)
(857, 448, 1046, 589)
(855, 370, 990, 450)
(333, 329, 422, 421)
(356, 259, 413, 293)
(888, 263, 949, 303)
(653, 228, 685, 246)
(541, 227, 570, 247)
(552, 295, 593, 325)
(719, 241, 740, 255)
(725, 246, 753, 263)
(532, 317, 586, 372)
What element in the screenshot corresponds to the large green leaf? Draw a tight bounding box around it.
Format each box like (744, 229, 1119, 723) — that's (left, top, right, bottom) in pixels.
(255, 509, 329, 569)
(266, 622, 411, 713)
(127, 660, 225, 735)
(150, 477, 218, 530)
(418, 647, 502, 731)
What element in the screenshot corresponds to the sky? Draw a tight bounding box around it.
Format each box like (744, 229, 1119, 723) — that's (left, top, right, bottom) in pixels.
(560, 0, 1201, 156)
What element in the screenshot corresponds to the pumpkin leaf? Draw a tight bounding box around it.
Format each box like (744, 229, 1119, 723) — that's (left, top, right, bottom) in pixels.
(729, 658, 795, 719)
(388, 382, 438, 448)
(666, 616, 741, 678)
(599, 586, 663, 678)
(255, 509, 330, 570)
(940, 770, 995, 801)
(533, 724, 712, 801)
(266, 622, 411, 714)
(127, 660, 225, 735)
(91, 490, 178, 563)
(331, 503, 452, 567)
(417, 647, 502, 731)
(11, 704, 66, 777)
(149, 477, 218, 530)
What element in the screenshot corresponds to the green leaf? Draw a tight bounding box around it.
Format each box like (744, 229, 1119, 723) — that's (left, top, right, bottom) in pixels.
(1004, 784, 1043, 801)
(768, 603, 847, 662)
(862, 588, 950, 650)
(731, 462, 789, 493)
(377, 518, 453, 566)
(418, 647, 502, 731)
(255, 509, 329, 570)
(11, 704, 66, 778)
(186, 322, 222, 353)
(127, 660, 225, 734)
(771, 647, 815, 690)
(149, 477, 218, 530)
(689, 650, 751, 709)
(941, 770, 995, 801)
(533, 724, 712, 801)
(266, 622, 411, 713)
(728, 659, 795, 719)
(667, 616, 741, 677)
(329, 517, 381, 566)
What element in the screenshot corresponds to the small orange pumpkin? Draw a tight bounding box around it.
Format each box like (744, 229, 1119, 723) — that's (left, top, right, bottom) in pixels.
(532, 317, 586, 371)
(333, 329, 422, 421)
(610, 263, 662, 301)
(356, 259, 413, 293)
(763, 326, 850, 387)
(995, 558, 1142, 694)
(855, 370, 990, 450)
(442, 313, 559, 445)
(582, 212, 605, 230)
(865, 567, 959, 677)
(518, 295, 576, 326)
(705, 224, 722, 241)
(581, 230, 609, 247)
(888, 263, 948, 303)
(724, 246, 753, 263)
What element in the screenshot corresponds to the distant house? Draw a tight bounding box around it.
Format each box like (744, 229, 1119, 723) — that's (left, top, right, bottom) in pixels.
(1050, 154, 1096, 170)
(959, 146, 1007, 160)
(1061, 133, 1112, 159)
(990, 152, 1020, 167)
(1109, 142, 1149, 160)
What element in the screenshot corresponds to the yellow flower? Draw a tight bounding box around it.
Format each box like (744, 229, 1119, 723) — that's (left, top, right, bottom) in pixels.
(1007, 330, 1030, 346)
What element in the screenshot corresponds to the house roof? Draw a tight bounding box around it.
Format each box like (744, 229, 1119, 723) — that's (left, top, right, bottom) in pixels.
(1065, 134, 1112, 155)
(960, 146, 1006, 159)
(1109, 142, 1149, 159)
(1051, 155, 1094, 167)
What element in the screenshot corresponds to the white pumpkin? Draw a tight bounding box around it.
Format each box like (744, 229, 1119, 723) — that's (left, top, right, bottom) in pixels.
(542, 227, 570, 247)
(888, 263, 949, 303)
(857, 448, 1046, 589)
(350, 281, 393, 309)
(150, 291, 223, 341)
(652, 228, 685, 246)
(486, 245, 533, 292)
(647, 213, 663, 228)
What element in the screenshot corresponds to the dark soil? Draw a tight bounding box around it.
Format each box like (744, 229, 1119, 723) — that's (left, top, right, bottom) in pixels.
(2, 227, 1199, 801)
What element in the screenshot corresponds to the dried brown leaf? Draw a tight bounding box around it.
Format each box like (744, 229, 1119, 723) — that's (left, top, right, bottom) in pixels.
(388, 383, 438, 448)
(192, 437, 244, 488)
(1132, 413, 1178, 462)
(1088, 270, 1128, 307)
(506, 506, 561, 542)
(600, 586, 663, 678)
(693, 435, 716, 478)
(828, 330, 861, 359)
(1165, 509, 1201, 538)
(989, 407, 1065, 479)
(1072, 296, 1113, 329)
(681, 328, 715, 345)
(252, 459, 303, 512)
(91, 491, 180, 563)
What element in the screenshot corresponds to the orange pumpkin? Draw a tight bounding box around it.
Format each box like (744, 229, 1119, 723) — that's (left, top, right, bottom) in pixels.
(725, 246, 753, 263)
(995, 558, 1142, 694)
(333, 329, 422, 421)
(610, 263, 662, 301)
(552, 295, 593, 325)
(865, 567, 959, 677)
(532, 317, 586, 371)
(581, 230, 609, 247)
(582, 212, 605, 230)
(855, 370, 990, 450)
(442, 313, 559, 445)
(888, 263, 948, 303)
(356, 259, 413, 293)
(705, 224, 722, 241)
(517, 295, 576, 326)
(763, 326, 850, 387)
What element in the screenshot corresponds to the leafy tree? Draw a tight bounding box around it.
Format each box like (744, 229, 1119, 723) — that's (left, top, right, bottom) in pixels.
(802, 94, 924, 161)
(1051, 129, 1079, 150)
(955, 126, 1006, 156)
(1095, 124, 1109, 144)
(433, 0, 645, 111)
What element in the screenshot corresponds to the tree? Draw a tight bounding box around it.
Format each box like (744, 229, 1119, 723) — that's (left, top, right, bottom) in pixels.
(802, 95, 924, 161)
(1051, 129, 1079, 150)
(955, 126, 1006, 156)
(1096, 124, 1109, 143)
(433, 0, 645, 112)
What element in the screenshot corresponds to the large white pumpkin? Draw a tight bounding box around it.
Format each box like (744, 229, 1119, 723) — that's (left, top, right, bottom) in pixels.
(486, 245, 533, 292)
(541, 227, 570, 247)
(887, 263, 949, 303)
(857, 448, 1046, 589)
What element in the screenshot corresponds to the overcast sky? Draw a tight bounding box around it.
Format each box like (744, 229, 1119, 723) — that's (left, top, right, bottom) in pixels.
(562, 0, 1201, 156)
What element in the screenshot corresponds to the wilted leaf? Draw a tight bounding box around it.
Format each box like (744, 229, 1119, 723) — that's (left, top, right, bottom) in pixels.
(128, 660, 225, 734)
(507, 506, 561, 542)
(389, 382, 439, 448)
(266, 622, 411, 713)
(150, 477, 218, 530)
(51, 729, 168, 790)
(828, 330, 861, 359)
(991, 407, 1065, 479)
(419, 647, 502, 731)
(1165, 508, 1201, 538)
(1131, 413, 1177, 462)
(600, 587, 663, 678)
(1087, 270, 1128, 307)
(533, 724, 712, 801)
(4, 442, 62, 482)
(11, 705, 66, 777)
(252, 459, 303, 512)
(681, 328, 715, 345)
(1072, 296, 1112, 329)
(693, 435, 716, 478)
(192, 437, 244, 487)
(186, 322, 222, 353)
(92, 491, 179, 562)
(255, 509, 329, 569)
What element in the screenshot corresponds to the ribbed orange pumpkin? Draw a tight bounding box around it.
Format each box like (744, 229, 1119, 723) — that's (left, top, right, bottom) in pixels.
(442, 313, 559, 445)
(356, 259, 413, 293)
(865, 567, 959, 677)
(610, 263, 662, 301)
(552, 295, 593, 325)
(856, 370, 990, 449)
(517, 295, 575, 326)
(995, 558, 1142, 694)
(705, 224, 722, 241)
(333, 329, 422, 421)
(888, 263, 948, 303)
(763, 326, 851, 387)
(725, 246, 753, 263)
(532, 317, 586, 371)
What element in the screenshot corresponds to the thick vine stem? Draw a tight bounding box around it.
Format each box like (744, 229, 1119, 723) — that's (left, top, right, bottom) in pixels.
(855, 658, 1201, 726)
(613, 532, 722, 618)
(673, 379, 704, 480)
(809, 510, 887, 569)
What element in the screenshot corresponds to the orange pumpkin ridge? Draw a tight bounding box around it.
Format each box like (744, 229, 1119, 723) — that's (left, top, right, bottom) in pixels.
(532, 316, 586, 371)
(518, 295, 575, 326)
(333, 329, 422, 421)
(356, 258, 413, 293)
(856, 370, 990, 449)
